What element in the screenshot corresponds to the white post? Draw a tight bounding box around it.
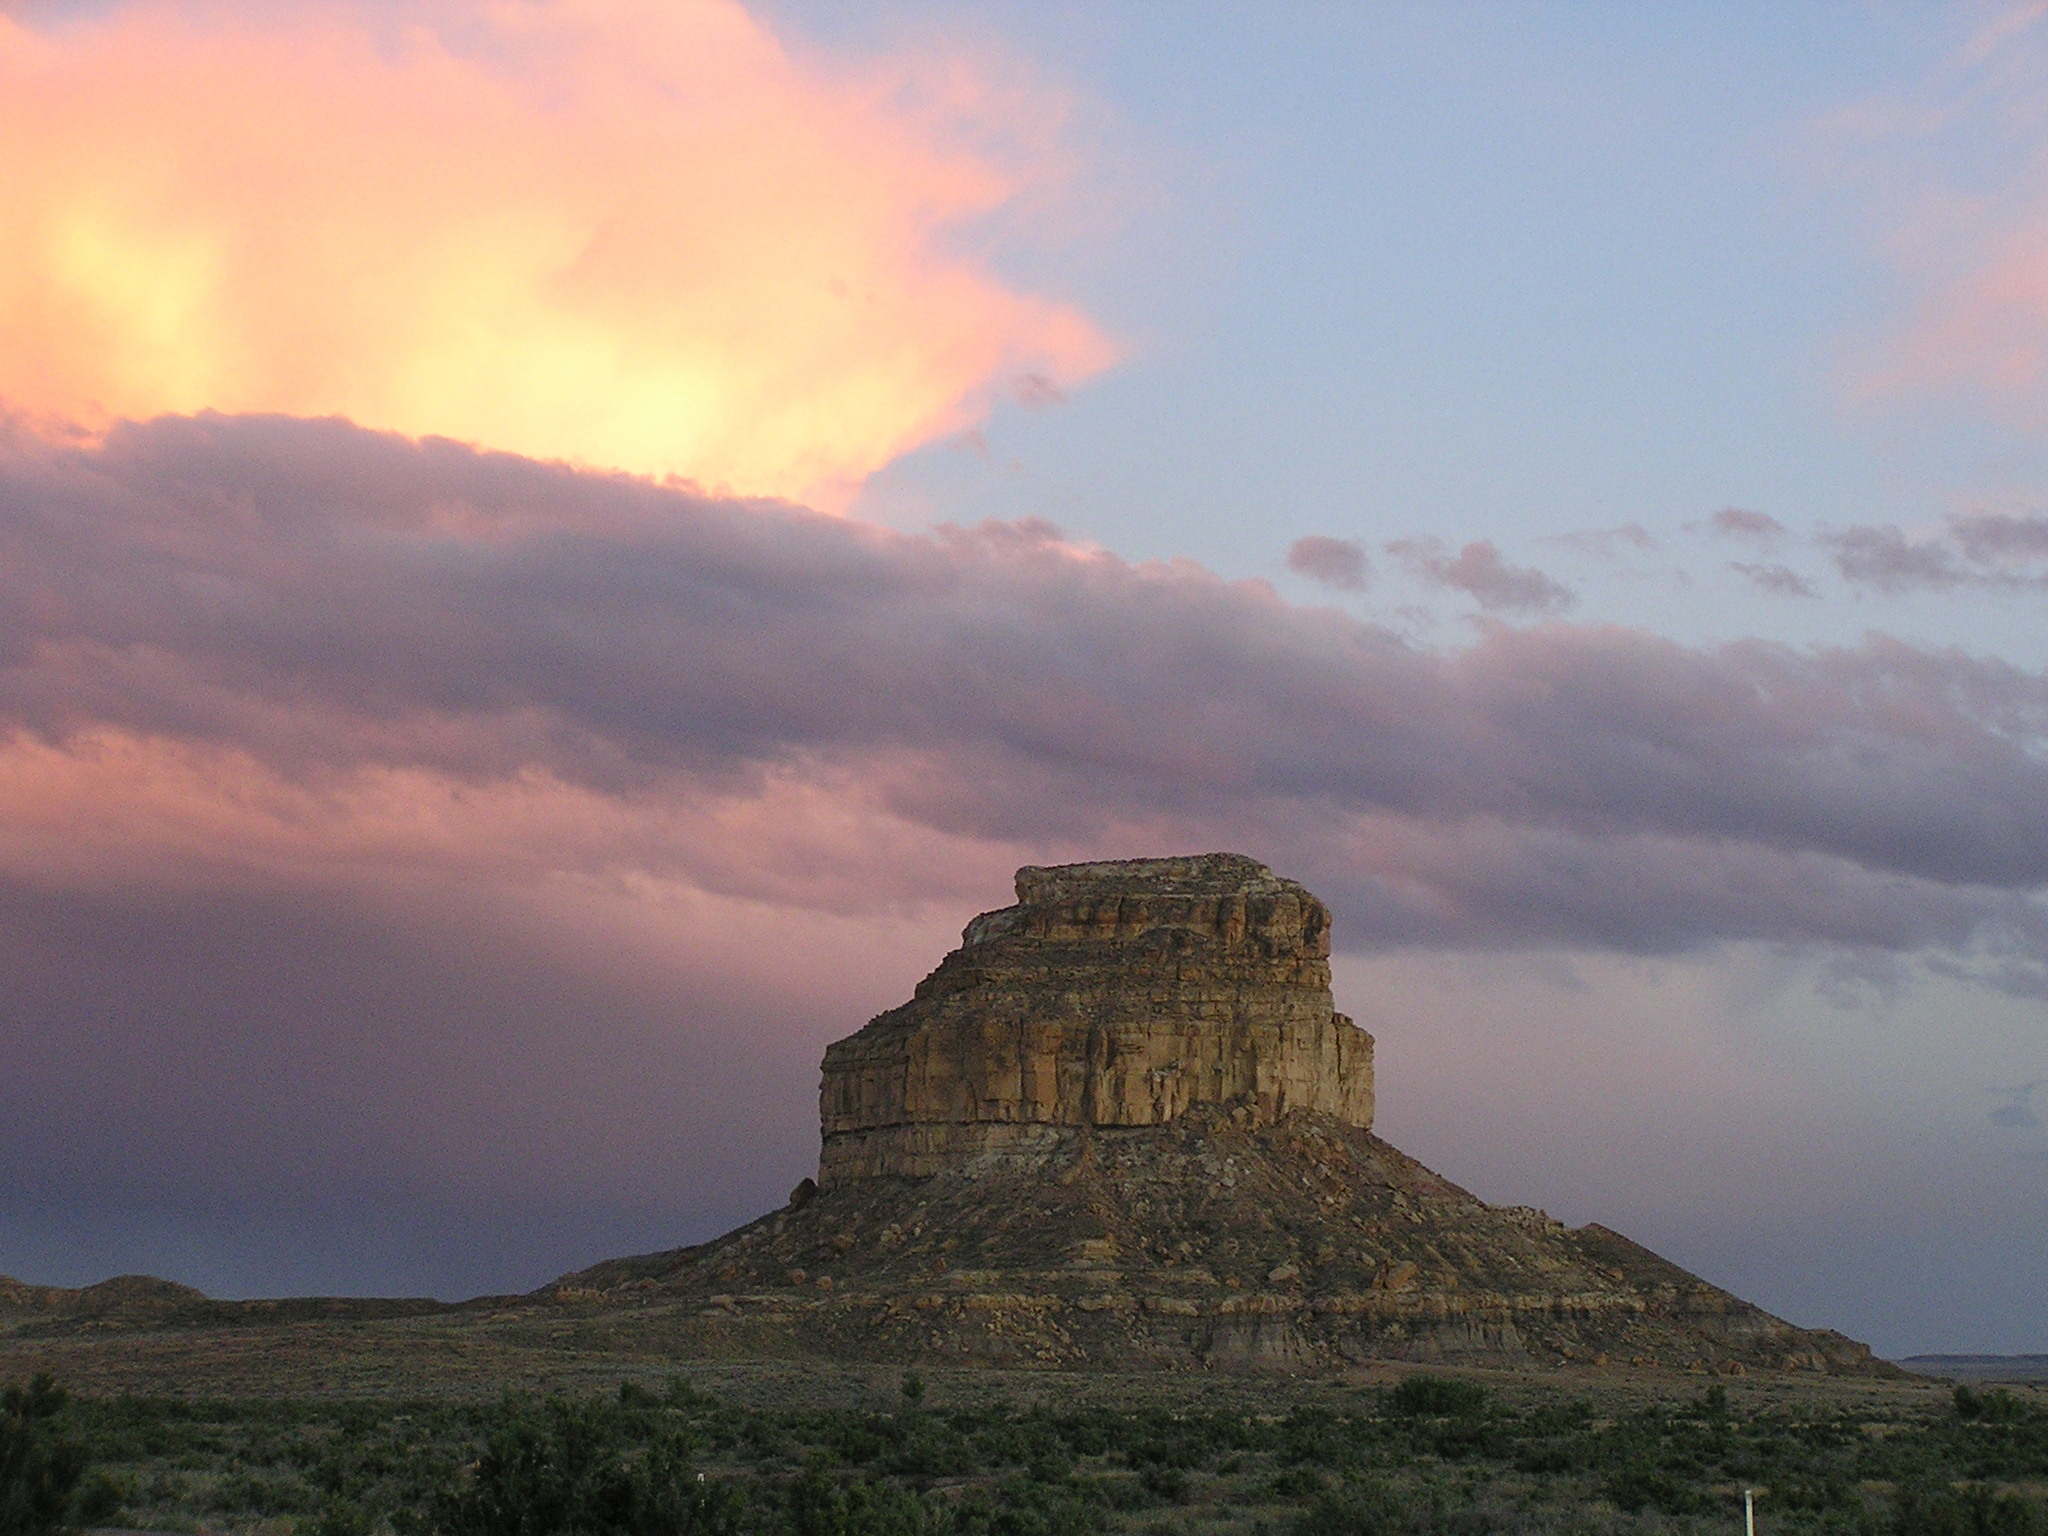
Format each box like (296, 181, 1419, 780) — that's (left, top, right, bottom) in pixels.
(1746, 1489, 1756, 1536)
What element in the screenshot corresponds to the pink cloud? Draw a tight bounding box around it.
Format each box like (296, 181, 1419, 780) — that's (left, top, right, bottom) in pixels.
(0, 0, 1116, 507)
(4, 412, 2044, 959)
(1832, 6, 2048, 426)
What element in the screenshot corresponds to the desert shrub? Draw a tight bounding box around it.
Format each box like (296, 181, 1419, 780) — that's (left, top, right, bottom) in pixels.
(1135, 1467, 1186, 1504)
(306, 1495, 377, 1536)
(1270, 1470, 1326, 1500)
(1602, 1461, 1702, 1516)
(1288, 1482, 1411, 1536)
(70, 1472, 124, 1528)
(953, 1475, 1104, 1536)
(1894, 1485, 2045, 1536)
(0, 1376, 89, 1536)
(1386, 1379, 1487, 1421)
(1278, 1409, 1349, 1469)
(1773, 1474, 1859, 1515)
(1955, 1390, 2031, 1428)
(875, 1421, 976, 1481)
(786, 1462, 933, 1536)
(210, 1469, 314, 1516)
(427, 1398, 744, 1536)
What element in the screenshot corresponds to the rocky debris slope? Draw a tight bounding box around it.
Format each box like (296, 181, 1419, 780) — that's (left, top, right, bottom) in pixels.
(555, 855, 1891, 1377)
(821, 855, 1373, 1183)
(556, 1110, 1882, 1374)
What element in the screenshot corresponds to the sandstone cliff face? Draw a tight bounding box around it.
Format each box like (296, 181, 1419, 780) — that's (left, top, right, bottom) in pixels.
(819, 855, 1374, 1184)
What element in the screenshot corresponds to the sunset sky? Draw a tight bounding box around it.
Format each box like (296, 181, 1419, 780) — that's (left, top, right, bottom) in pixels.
(4, 0, 2046, 1358)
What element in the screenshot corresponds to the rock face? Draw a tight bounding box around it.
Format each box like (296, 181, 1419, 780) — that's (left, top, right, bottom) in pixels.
(547, 854, 1895, 1378)
(819, 855, 1373, 1184)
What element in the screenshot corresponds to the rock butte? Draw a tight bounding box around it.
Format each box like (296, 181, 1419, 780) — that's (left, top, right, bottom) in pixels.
(820, 854, 1373, 1183)
(550, 855, 1893, 1376)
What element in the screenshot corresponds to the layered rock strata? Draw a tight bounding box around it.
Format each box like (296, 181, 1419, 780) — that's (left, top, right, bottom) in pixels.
(547, 854, 1893, 1377)
(819, 855, 1373, 1184)
(554, 1108, 1886, 1375)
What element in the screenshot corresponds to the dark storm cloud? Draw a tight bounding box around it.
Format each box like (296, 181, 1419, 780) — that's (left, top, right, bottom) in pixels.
(1385, 536, 1576, 614)
(1286, 535, 1370, 591)
(0, 875, 834, 1296)
(2, 412, 2047, 958)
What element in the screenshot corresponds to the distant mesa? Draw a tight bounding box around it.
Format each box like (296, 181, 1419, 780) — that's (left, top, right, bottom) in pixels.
(0, 1274, 209, 1321)
(556, 854, 1894, 1376)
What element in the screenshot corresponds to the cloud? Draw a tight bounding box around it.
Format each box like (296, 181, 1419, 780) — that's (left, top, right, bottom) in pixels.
(1386, 537, 1575, 614)
(0, 0, 1116, 507)
(1729, 561, 1819, 598)
(1286, 535, 1369, 592)
(4, 413, 2047, 960)
(1704, 508, 1786, 541)
(1953, 509, 2048, 561)
(1832, 7, 2048, 433)
(1544, 523, 1656, 558)
(1826, 511, 2048, 593)
(1988, 1080, 2045, 1131)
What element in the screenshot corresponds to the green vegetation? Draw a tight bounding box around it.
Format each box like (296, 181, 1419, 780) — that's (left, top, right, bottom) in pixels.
(1, 1374, 100, 1536)
(7, 1374, 2044, 1536)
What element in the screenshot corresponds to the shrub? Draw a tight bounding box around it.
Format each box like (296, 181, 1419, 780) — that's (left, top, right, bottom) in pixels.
(70, 1473, 124, 1529)
(1288, 1483, 1410, 1536)
(1136, 1467, 1186, 1504)
(427, 1399, 743, 1536)
(1385, 1378, 1487, 1420)
(1950, 1386, 2033, 1425)
(1895, 1484, 2045, 1536)
(1, 1375, 89, 1536)
(1602, 1463, 1701, 1516)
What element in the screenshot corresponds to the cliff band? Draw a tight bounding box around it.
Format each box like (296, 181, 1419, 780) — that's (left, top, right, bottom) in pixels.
(820, 855, 1373, 1183)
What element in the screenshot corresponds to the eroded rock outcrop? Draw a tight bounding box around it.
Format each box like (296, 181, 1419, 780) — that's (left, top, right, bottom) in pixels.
(545, 854, 1895, 1378)
(820, 855, 1374, 1183)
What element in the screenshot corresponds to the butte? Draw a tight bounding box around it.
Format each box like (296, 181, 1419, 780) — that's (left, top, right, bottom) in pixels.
(557, 854, 1888, 1375)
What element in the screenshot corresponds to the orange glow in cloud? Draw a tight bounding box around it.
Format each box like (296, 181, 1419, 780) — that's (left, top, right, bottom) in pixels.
(0, 0, 1116, 505)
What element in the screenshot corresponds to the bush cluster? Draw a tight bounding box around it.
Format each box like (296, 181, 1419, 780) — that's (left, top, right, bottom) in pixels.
(6, 1370, 2044, 1536)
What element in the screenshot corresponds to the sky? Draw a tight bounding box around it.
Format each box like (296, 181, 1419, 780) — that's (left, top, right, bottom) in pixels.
(1, 0, 2046, 1359)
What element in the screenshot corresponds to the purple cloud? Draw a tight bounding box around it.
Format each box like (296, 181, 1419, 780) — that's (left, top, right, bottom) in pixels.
(1546, 523, 1656, 557)
(1286, 534, 1370, 591)
(0, 414, 2043, 941)
(1827, 511, 2048, 594)
(1385, 537, 1575, 614)
(1729, 561, 1819, 598)
(1706, 507, 1787, 540)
